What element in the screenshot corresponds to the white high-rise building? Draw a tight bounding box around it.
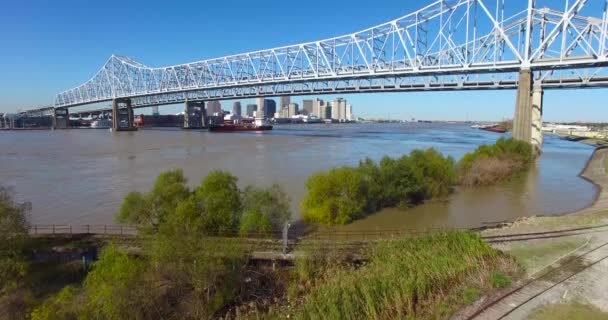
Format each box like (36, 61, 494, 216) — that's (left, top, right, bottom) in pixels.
(331, 98, 347, 120)
(346, 104, 353, 121)
(288, 103, 299, 117)
(312, 98, 324, 118)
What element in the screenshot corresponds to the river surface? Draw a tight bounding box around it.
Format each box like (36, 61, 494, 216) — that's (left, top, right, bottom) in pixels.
(0, 123, 597, 229)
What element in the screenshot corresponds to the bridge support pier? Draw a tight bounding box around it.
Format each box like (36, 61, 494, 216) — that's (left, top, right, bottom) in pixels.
(182, 100, 207, 129)
(513, 70, 543, 154)
(52, 108, 70, 129)
(112, 98, 137, 131)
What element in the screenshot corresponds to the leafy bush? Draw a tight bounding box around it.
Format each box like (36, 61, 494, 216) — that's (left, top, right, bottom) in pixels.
(239, 184, 291, 236)
(302, 149, 456, 225)
(83, 245, 148, 319)
(459, 138, 533, 186)
(301, 166, 371, 225)
(0, 186, 30, 294)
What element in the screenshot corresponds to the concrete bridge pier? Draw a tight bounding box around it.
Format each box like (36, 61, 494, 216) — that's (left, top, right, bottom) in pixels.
(112, 98, 137, 131)
(52, 108, 70, 129)
(513, 69, 543, 154)
(183, 100, 207, 129)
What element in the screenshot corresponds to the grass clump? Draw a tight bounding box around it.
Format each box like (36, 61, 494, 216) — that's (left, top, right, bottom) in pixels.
(459, 138, 533, 187)
(293, 231, 518, 319)
(529, 302, 608, 320)
(490, 271, 512, 289)
(302, 149, 457, 225)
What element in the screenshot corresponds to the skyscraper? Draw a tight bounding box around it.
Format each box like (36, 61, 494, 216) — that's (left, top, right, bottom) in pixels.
(246, 104, 257, 117)
(320, 105, 331, 119)
(263, 99, 276, 118)
(280, 96, 290, 110)
(206, 101, 222, 115)
(346, 104, 353, 121)
(288, 103, 299, 117)
(312, 98, 325, 118)
(331, 98, 347, 120)
(302, 99, 313, 114)
(232, 102, 242, 116)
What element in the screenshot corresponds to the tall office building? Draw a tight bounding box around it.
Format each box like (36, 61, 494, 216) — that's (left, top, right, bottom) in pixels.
(207, 100, 222, 115)
(346, 104, 353, 121)
(232, 102, 242, 116)
(288, 103, 299, 117)
(263, 99, 276, 118)
(246, 104, 257, 117)
(302, 99, 313, 115)
(280, 96, 291, 110)
(255, 97, 266, 117)
(320, 105, 332, 119)
(331, 98, 347, 120)
(312, 98, 325, 118)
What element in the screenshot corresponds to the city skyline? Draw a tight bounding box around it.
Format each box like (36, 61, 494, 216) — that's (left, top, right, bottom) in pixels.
(1, 0, 608, 122)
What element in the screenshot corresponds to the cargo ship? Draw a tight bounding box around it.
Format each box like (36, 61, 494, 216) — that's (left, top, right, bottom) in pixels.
(209, 117, 273, 132)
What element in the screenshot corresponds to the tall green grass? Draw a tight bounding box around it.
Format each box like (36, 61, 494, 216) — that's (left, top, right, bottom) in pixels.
(293, 231, 517, 319)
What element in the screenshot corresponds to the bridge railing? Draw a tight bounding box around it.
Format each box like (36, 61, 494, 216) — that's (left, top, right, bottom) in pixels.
(29, 224, 138, 236)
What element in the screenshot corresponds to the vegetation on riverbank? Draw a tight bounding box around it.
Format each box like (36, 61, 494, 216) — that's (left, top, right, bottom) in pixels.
(458, 138, 533, 187)
(302, 138, 533, 226)
(302, 149, 457, 225)
(289, 231, 518, 319)
(117, 169, 291, 236)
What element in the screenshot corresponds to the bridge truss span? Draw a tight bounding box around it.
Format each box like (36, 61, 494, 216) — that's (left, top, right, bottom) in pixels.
(55, 0, 608, 108)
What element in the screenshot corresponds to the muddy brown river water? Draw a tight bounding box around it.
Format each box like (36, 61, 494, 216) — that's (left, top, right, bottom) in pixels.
(0, 123, 597, 229)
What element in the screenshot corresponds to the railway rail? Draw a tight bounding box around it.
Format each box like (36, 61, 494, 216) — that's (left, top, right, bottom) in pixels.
(465, 240, 608, 320)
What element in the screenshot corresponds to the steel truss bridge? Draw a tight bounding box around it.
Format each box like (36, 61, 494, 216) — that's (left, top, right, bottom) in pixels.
(50, 0, 608, 111)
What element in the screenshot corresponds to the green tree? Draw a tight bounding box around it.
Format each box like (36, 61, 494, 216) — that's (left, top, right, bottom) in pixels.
(0, 186, 30, 294)
(239, 184, 291, 236)
(190, 170, 242, 235)
(302, 167, 369, 225)
(115, 169, 190, 232)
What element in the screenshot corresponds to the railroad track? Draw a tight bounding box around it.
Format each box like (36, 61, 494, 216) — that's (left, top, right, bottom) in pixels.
(465, 239, 608, 320)
(480, 223, 608, 243)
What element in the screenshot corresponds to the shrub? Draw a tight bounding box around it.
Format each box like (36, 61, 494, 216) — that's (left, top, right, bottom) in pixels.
(239, 210, 273, 236)
(301, 166, 370, 225)
(459, 138, 533, 186)
(83, 245, 147, 319)
(240, 184, 291, 236)
(0, 186, 30, 294)
(302, 149, 456, 225)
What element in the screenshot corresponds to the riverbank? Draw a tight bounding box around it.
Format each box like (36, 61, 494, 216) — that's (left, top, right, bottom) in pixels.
(482, 147, 608, 236)
(469, 147, 608, 319)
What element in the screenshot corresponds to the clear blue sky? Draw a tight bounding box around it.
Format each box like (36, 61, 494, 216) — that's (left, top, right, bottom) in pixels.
(1, 0, 606, 122)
